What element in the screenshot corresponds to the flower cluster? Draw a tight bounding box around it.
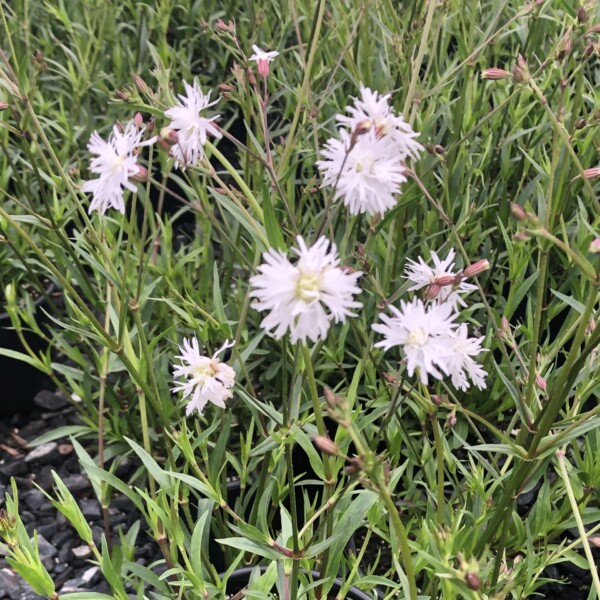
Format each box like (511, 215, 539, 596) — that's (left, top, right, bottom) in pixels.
(82, 78, 223, 214)
(316, 85, 423, 216)
(373, 250, 488, 390)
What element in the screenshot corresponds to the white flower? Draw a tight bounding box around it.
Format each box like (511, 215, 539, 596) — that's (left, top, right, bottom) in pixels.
(316, 129, 408, 215)
(249, 44, 279, 77)
(82, 121, 155, 215)
(404, 249, 477, 308)
(336, 85, 423, 161)
(444, 324, 487, 391)
(164, 79, 222, 169)
(372, 298, 457, 385)
(250, 236, 362, 343)
(172, 337, 235, 416)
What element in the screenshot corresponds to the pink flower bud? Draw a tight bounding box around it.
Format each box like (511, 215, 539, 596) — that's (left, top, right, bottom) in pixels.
(481, 68, 511, 80)
(433, 275, 458, 287)
(130, 166, 149, 183)
(312, 435, 339, 457)
(510, 202, 528, 221)
(590, 238, 600, 254)
(535, 374, 547, 392)
(133, 74, 150, 95)
(426, 283, 442, 300)
(0, 102, 8, 111)
(257, 59, 271, 78)
(581, 167, 600, 180)
(463, 259, 490, 278)
(134, 112, 144, 127)
(160, 127, 179, 145)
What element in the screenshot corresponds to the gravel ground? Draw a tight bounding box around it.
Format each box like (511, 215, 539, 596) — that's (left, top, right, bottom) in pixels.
(0, 390, 161, 599)
(0, 390, 597, 599)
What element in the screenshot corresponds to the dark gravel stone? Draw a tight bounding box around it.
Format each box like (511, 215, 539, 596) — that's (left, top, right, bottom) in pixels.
(0, 568, 22, 597)
(34, 390, 68, 412)
(36, 534, 57, 560)
(25, 442, 58, 464)
(80, 498, 102, 521)
(21, 489, 47, 511)
(62, 473, 91, 495)
(0, 459, 27, 479)
(37, 522, 58, 540)
(51, 530, 71, 547)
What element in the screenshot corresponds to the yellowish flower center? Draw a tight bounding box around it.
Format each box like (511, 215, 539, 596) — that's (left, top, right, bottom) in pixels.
(296, 272, 322, 302)
(193, 360, 218, 379)
(407, 328, 428, 347)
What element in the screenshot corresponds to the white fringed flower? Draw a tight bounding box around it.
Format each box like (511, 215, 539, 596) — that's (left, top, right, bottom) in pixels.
(317, 85, 423, 216)
(372, 298, 457, 385)
(336, 85, 423, 161)
(404, 249, 477, 308)
(316, 129, 408, 215)
(172, 338, 235, 416)
(444, 324, 487, 390)
(249, 44, 279, 77)
(164, 79, 222, 169)
(250, 236, 362, 343)
(82, 121, 155, 215)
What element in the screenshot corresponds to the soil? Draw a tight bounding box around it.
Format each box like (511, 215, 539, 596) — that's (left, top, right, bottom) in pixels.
(0, 389, 164, 599)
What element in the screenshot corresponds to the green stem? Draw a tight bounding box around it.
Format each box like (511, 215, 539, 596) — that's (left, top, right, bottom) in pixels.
(402, 0, 438, 120)
(277, 0, 326, 178)
(557, 449, 600, 598)
(205, 141, 264, 222)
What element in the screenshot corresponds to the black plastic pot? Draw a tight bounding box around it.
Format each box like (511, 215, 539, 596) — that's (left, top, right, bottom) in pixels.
(0, 284, 55, 415)
(221, 566, 374, 600)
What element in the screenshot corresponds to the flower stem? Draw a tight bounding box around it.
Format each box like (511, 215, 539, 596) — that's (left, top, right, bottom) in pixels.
(556, 448, 600, 598)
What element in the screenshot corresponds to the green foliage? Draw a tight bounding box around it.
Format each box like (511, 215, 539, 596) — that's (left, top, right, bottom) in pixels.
(0, 0, 599, 598)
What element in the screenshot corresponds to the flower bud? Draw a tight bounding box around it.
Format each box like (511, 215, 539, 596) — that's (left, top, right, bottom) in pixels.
(133, 73, 150, 95)
(216, 19, 235, 33)
(324, 387, 347, 412)
(512, 55, 529, 84)
(589, 238, 600, 254)
(434, 144, 445, 155)
(218, 83, 235, 92)
(535, 374, 547, 392)
(426, 283, 442, 300)
(510, 202, 528, 221)
(431, 394, 445, 406)
(313, 436, 339, 457)
(465, 572, 481, 591)
(130, 165, 149, 183)
(160, 127, 179, 145)
(0, 102, 8, 111)
(481, 68, 511, 80)
(463, 259, 490, 278)
(581, 167, 600, 180)
(501, 316, 510, 335)
(432, 275, 458, 287)
(577, 6, 588, 23)
(134, 112, 144, 127)
(257, 59, 271, 79)
(513, 231, 531, 242)
(575, 118, 587, 130)
(446, 411, 457, 428)
(589, 537, 600, 548)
